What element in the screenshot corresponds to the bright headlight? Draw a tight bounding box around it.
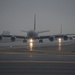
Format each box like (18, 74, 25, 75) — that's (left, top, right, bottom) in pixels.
(58, 38, 61, 43)
(29, 39, 33, 43)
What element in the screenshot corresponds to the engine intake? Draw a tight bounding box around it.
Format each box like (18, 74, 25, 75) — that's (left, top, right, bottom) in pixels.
(49, 36, 54, 42)
(63, 35, 68, 40)
(11, 36, 16, 42)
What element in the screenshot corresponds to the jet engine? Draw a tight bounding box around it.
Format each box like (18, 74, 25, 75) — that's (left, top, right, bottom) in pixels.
(11, 36, 16, 42)
(49, 36, 54, 42)
(63, 35, 68, 40)
(0, 35, 2, 40)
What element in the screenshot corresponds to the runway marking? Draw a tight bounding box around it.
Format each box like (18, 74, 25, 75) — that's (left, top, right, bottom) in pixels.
(0, 60, 75, 64)
(0, 51, 75, 55)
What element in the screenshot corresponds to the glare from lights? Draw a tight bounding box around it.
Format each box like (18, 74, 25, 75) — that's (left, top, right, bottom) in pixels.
(58, 38, 62, 51)
(29, 39, 34, 51)
(29, 39, 33, 43)
(58, 38, 62, 43)
(30, 42, 33, 48)
(30, 42, 33, 51)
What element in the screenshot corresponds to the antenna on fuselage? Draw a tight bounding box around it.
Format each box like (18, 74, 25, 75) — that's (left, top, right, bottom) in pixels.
(34, 14, 36, 31)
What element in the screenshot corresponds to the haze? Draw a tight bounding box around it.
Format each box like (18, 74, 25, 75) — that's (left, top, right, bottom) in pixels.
(0, 0, 75, 35)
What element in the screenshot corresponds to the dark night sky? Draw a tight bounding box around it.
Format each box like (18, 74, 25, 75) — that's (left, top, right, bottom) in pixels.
(0, 0, 75, 35)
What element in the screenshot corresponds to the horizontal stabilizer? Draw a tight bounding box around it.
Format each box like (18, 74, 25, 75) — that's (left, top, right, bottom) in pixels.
(37, 30, 50, 34)
(20, 30, 28, 33)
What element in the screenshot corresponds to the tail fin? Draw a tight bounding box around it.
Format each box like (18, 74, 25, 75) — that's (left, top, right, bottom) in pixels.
(34, 14, 36, 31)
(37, 30, 50, 34)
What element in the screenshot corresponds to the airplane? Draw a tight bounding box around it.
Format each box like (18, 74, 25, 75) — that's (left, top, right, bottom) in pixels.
(0, 14, 75, 43)
(1, 31, 10, 35)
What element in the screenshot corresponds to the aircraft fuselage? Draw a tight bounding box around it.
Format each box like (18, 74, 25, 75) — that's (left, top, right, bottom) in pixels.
(27, 30, 38, 39)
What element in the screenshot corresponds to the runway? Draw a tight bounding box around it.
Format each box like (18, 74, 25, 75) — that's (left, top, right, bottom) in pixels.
(0, 62, 75, 75)
(0, 40, 75, 75)
(0, 53, 75, 63)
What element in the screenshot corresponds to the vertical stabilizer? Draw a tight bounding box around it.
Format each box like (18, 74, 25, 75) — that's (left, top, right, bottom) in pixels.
(34, 14, 36, 31)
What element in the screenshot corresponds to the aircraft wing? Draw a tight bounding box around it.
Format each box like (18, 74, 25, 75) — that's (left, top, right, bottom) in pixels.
(1, 35, 25, 39)
(36, 33, 75, 39)
(36, 33, 75, 42)
(0, 33, 75, 42)
(1, 33, 75, 39)
(37, 30, 50, 34)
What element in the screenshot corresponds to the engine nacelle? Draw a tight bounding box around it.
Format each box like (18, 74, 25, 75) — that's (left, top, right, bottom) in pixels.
(63, 35, 68, 40)
(0, 35, 2, 40)
(49, 36, 54, 42)
(11, 36, 16, 42)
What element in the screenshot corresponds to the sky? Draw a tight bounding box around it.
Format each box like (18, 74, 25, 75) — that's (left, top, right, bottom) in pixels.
(0, 0, 75, 35)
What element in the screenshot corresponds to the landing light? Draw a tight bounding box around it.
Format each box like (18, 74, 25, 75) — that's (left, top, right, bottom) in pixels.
(58, 38, 62, 43)
(29, 39, 33, 43)
(58, 38, 62, 51)
(30, 43, 33, 48)
(29, 39, 34, 51)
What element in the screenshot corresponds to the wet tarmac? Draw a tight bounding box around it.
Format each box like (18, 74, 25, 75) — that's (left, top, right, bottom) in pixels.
(0, 62, 75, 75)
(0, 40, 75, 75)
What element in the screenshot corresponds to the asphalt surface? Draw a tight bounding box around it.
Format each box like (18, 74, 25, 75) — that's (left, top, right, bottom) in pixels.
(0, 40, 75, 75)
(0, 62, 75, 75)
